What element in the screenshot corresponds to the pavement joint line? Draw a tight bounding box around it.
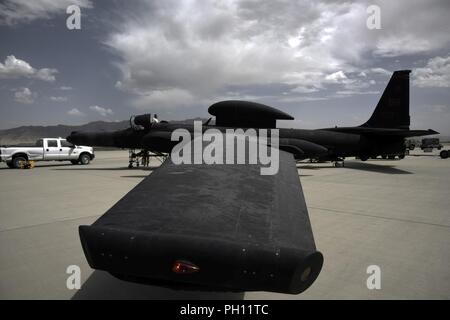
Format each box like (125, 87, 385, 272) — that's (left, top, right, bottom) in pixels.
(309, 206, 450, 229)
(0, 214, 102, 233)
(52, 169, 151, 182)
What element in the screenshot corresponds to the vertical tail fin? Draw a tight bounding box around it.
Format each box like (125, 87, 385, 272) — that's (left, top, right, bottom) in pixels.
(361, 70, 411, 129)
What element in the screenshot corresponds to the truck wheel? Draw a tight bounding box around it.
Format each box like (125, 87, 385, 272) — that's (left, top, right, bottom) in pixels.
(71, 160, 79, 165)
(409, 145, 415, 150)
(388, 155, 395, 160)
(398, 154, 405, 159)
(12, 156, 28, 169)
(6, 161, 14, 168)
(79, 153, 91, 165)
(440, 150, 449, 159)
(360, 155, 369, 161)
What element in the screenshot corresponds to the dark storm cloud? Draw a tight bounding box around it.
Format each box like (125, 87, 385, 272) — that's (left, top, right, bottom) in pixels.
(106, 1, 450, 103)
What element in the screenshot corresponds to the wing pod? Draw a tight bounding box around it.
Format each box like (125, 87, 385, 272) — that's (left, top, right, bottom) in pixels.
(208, 100, 294, 128)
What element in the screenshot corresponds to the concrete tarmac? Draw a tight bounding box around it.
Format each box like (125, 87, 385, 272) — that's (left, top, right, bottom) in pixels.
(0, 149, 449, 299)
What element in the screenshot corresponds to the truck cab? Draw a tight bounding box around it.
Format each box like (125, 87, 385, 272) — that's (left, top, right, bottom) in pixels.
(38, 138, 85, 161)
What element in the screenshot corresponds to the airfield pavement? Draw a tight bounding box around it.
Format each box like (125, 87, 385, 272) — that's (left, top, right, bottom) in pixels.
(0, 147, 449, 299)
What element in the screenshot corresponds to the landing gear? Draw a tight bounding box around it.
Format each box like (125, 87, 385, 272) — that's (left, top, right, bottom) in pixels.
(333, 157, 345, 167)
(128, 149, 168, 168)
(128, 149, 147, 168)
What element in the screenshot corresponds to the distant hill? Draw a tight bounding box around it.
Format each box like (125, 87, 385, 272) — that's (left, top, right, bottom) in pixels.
(0, 117, 210, 145)
(0, 121, 129, 145)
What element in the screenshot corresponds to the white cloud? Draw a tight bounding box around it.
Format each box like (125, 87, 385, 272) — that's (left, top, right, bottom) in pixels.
(89, 105, 113, 116)
(0, 0, 93, 25)
(335, 90, 379, 96)
(50, 96, 67, 102)
(14, 87, 35, 104)
(67, 108, 84, 116)
(412, 55, 450, 88)
(325, 71, 347, 83)
(291, 86, 319, 94)
(279, 96, 327, 103)
(131, 89, 195, 110)
(35, 68, 57, 81)
(372, 0, 450, 57)
(0, 55, 57, 81)
(374, 36, 432, 57)
(369, 68, 391, 76)
(429, 105, 450, 113)
(60, 86, 72, 90)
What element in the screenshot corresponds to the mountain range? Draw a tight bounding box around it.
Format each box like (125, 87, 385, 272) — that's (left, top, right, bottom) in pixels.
(0, 121, 129, 145)
(0, 118, 209, 145)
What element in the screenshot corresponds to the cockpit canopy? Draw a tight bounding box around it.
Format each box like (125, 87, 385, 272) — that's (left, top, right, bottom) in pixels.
(130, 114, 159, 130)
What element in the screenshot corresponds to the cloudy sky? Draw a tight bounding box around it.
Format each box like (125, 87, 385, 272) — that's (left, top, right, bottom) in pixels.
(1, 0, 449, 134)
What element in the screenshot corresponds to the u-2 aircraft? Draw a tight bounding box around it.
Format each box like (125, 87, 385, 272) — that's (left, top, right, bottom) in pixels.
(68, 70, 437, 294)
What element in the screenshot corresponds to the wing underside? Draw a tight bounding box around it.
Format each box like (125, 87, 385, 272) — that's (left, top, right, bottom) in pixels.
(79, 148, 323, 294)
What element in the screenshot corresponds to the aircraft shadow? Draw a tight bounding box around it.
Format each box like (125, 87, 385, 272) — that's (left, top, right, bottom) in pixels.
(71, 271, 245, 300)
(296, 161, 412, 174)
(121, 175, 150, 178)
(342, 161, 412, 174)
(296, 164, 326, 170)
(53, 166, 161, 171)
(0, 163, 74, 170)
(408, 154, 439, 157)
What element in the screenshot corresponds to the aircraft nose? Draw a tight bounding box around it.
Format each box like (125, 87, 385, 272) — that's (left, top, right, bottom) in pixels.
(66, 131, 116, 147)
(66, 131, 82, 145)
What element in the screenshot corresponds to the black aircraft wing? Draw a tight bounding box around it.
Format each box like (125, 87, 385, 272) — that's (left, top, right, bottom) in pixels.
(79, 148, 323, 294)
(323, 127, 439, 137)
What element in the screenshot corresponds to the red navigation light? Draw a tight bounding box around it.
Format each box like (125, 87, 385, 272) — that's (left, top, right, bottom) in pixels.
(172, 260, 200, 274)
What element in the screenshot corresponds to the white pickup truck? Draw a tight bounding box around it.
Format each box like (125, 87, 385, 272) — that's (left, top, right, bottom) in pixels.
(0, 138, 95, 168)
